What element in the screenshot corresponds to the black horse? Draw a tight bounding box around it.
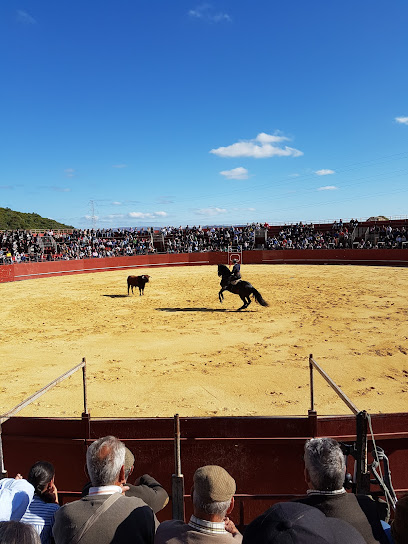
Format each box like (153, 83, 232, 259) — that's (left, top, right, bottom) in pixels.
(217, 264, 269, 310)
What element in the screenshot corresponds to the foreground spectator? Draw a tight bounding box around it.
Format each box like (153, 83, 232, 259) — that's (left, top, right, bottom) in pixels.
(296, 437, 388, 544)
(53, 435, 157, 544)
(0, 475, 34, 521)
(243, 502, 365, 544)
(391, 493, 408, 543)
(82, 446, 169, 513)
(21, 461, 60, 544)
(0, 520, 41, 544)
(155, 465, 241, 543)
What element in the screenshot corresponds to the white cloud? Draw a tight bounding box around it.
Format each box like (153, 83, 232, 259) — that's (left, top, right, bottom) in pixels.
(220, 167, 249, 180)
(317, 185, 338, 191)
(107, 214, 125, 219)
(84, 214, 99, 221)
(189, 4, 231, 23)
(51, 187, 71, 192)
(395, 116, 408, 125)
(40, 185, 71, 192)
(64, 168, 75, 177)
(17, 10, 36, 24)
(112, 201, 122, 206)
(210, 132, 303, 158)
(156, 196, 174, 204)
(112, 164, 127, 168)
(315, 169, 335, 176)
(195, 207, 227, 216)
(128, 211, 168, 219)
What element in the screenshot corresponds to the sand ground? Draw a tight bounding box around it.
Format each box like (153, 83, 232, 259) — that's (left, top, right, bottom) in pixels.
(1, 264, 407, 418)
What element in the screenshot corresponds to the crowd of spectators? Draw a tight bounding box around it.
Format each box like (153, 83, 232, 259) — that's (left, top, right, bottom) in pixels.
(370, 224, 408, 248)
(0, 230, 43, 263)
(52, 229, 156, 260)
(162, 224, 258, 253)
(1, 219, 407, 264)
(265, 219, 358, 250)
(0, 435, 404, 543)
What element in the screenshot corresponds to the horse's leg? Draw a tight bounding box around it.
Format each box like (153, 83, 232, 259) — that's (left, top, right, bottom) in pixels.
(219, 289, 224, 303)
(237, 294, 247, 311)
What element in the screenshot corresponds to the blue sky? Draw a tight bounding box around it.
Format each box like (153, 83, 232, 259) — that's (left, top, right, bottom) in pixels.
(1, 1, 408, 228)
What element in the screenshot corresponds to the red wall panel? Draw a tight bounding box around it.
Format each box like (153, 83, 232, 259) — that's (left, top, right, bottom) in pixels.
(1, 249, 408, 283)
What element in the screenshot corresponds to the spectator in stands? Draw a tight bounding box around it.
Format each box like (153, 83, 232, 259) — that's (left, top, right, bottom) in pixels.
(0, 474, 34, 522)
(296, 437, 388, 544)
(390, 493, 408, 544)
(243, 501, 365, 544)
(0, 520, 41, 544)
(81, 446, 169, 513)
(155, 465, 241, 543)
(20, 461, 60, 544)
(53, 435, 157, 544)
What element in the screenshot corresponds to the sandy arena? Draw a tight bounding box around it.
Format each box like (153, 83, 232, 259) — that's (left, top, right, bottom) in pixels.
(1, 264, 408, 418)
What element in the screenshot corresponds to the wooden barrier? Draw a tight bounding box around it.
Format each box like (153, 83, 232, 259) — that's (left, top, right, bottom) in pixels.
(2, 413, 408, 524)
(1, 249, 408, 283)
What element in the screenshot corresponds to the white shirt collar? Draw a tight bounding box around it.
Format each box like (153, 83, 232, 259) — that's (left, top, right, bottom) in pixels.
(307, 487, 346, 496)
(88, 485, 122, 496)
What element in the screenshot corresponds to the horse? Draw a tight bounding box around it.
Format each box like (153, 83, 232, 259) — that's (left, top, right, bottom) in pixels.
(127, 275, 151, 295)
(217, 264, 269, 311)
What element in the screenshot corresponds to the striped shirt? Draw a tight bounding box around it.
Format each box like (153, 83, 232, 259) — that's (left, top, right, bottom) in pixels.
(188, 515, 228, 535)
(21, 495, 60, 544)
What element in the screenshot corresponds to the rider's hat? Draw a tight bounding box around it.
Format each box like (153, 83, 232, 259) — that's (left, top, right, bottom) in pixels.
(232, 258, 238, 263)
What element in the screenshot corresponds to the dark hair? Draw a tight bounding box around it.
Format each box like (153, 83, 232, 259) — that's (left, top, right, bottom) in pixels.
(27, 461, 55, 498)
(0, 521, 41, 544)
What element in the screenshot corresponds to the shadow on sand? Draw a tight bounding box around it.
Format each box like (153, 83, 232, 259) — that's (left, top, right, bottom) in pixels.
(103, 294, 129, 298)
(157, 307, 254, 313)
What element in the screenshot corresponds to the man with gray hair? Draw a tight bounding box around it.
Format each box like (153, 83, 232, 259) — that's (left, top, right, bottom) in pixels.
(155, 465, 242, 543)
(53, 436, 157, 544)
(296, 437, 388, 544)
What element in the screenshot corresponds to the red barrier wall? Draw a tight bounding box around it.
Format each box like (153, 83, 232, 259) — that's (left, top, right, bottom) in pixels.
(1, 249, 408, 283)
(2, 413, 408, 523)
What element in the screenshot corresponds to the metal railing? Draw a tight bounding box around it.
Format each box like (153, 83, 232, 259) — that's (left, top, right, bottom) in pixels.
(308, 354, 359, 415)
(308, 355, 372, 495)
(0, 358, 88, 478)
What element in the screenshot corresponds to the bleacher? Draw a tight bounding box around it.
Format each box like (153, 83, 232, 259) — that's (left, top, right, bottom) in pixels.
(1, 217, 408, 264)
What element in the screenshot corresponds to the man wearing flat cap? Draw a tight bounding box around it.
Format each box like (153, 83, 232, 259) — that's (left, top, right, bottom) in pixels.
(155, 465, 242, 543)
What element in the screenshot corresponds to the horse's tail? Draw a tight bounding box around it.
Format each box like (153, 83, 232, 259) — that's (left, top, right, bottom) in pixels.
(252, 288, 269, 307)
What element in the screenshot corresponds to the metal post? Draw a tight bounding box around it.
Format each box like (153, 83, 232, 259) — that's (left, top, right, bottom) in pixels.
(0, 423, 8, 479)
(309, 354, 315, 413)
(355, 411, 371, 494)
(82, 357, 88, 416)
(172, 414, 185, 521)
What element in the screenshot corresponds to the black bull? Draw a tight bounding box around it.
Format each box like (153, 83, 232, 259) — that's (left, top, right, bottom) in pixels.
(127, 275, 151, 295)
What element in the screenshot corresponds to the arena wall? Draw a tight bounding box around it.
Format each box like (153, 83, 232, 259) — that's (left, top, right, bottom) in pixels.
(2, 413, 408, 523)
(1, 248, 408, 283)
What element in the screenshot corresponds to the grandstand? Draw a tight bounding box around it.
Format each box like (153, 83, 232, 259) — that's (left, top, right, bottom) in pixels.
(1, 216, 408, 264)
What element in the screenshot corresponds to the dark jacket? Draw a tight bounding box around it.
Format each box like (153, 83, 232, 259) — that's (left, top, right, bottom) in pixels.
(296, 492, 388, 544)
(53, 493, 157, 544)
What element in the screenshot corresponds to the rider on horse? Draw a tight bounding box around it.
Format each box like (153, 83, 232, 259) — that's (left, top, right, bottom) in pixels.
(229, 259, 242, 286)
